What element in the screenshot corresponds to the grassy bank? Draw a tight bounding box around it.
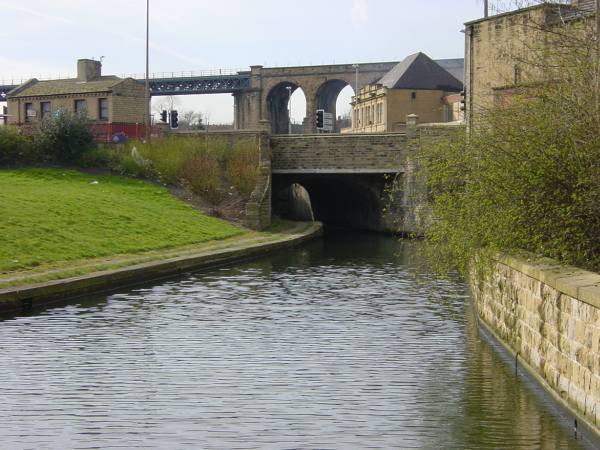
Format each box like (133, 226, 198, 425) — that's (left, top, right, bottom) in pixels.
(0, 168, 243, 274)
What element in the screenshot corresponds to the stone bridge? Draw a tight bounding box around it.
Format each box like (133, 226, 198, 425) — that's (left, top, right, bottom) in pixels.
(1, 61, 398, 133)
(158, 118, 464, 233)
(267, 131, 412, 232)
(235, 62, 398, 135)
(243, 117, 465, 233)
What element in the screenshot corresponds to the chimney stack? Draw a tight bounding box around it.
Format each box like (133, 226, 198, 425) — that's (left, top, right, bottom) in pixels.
(77, 59, 102, 82)
(484, 0, 489, 18)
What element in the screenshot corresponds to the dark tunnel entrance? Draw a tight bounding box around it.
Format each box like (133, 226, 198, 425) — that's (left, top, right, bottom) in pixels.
(272, 173, 399, 232)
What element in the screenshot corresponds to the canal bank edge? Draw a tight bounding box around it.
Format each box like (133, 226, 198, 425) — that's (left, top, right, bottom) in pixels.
(471, 253, 600, 436)
(0, 221, 323, 317)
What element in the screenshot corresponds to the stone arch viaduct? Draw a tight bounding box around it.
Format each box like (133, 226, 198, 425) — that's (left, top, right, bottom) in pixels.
(0, 61, 397, 133)
(233, 62, 397, 134)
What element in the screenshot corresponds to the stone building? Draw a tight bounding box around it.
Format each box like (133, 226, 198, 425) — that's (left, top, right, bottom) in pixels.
(463, 0, 596, 127)
(6, 59, 147, 128)
(350, 52, 463, 133)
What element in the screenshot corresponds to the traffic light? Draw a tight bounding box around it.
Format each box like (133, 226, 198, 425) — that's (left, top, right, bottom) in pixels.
(170, 110, 179, 129)
(316, 109, 324, 129)
(460, 90, 466, 112)
(160, 110, 167, 123)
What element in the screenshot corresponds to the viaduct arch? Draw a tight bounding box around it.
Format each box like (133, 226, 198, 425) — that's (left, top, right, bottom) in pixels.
(234, 62, 397, 134)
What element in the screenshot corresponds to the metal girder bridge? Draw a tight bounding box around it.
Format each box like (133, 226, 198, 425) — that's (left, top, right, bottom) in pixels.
(148, 74, 250, 96)
(0, 73, 251, 100)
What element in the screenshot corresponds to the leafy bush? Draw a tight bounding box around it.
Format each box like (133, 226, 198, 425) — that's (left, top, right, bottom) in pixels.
(421, 78, 600, 275)
(0, 126, 36, 165)
(132, 137, 198, 183)
(77, 147, 120, 168)
(179, 154, 222, 204)
(36, 112, 95, 163)
(226, 139, 259, 197)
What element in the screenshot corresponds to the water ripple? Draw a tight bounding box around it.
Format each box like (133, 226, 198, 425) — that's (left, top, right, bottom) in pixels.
(0, 236, 587, 449)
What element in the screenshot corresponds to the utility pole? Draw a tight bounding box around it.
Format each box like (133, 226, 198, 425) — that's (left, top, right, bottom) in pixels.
(145, 0, 150, 140)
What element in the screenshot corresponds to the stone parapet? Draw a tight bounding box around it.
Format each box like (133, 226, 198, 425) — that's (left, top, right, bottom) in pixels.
(271, 133, 408, 174)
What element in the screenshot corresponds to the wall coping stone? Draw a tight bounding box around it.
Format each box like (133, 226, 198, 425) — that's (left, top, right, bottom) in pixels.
(498, 253, 600, 307)
(271, 133, 407, 140)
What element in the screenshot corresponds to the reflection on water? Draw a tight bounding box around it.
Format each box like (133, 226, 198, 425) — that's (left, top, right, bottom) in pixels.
(0, 234, 591, 449)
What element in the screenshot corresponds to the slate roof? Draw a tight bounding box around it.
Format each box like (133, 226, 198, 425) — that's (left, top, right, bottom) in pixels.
(378, 52, 463, 92)
(435, 58, 465, 83)
(8, 76, 126, 98)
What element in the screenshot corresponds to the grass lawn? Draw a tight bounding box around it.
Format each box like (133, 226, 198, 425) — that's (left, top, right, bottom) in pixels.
(0, 168, 243, 273)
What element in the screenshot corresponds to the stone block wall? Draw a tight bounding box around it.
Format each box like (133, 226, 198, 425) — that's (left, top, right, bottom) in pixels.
(111, 79, 147, 123)
(394, 120, 465, 235)
(245, 132, 271, 230)
(472, 254, 600, 430)
(271, 133, 408, 173)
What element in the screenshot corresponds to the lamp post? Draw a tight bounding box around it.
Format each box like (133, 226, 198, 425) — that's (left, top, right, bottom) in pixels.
(145, 0, 150, 140)
(286, 85, 292, 134)
(352, 64, 359, 130)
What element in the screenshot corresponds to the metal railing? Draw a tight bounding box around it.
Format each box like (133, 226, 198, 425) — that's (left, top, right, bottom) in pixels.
(0, 68, 248, 86)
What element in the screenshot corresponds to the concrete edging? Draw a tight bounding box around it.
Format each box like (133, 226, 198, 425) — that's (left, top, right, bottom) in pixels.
(0, 222, 323, 317)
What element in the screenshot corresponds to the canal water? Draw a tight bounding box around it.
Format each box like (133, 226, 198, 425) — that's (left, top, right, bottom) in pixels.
(0, 234, 594, 449)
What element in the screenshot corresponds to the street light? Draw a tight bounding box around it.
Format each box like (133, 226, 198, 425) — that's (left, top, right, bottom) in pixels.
(145, 0, 150, 140)
(352, 64, 359, 96)
(352, 64, 359, 131)
(286, 85, 293, 134)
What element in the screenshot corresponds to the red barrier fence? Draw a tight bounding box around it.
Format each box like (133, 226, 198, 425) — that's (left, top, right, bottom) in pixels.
(89, 123, 162, 143)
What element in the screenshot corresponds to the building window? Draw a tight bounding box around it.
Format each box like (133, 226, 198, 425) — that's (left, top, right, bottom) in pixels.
(74, 99, 87, 116)
(99, 98, 108, 120)
(514, 65, 521, 85)
(411, 92, 417, 100)
(24, 103, 34, 122)
(40, 101, 51, 120)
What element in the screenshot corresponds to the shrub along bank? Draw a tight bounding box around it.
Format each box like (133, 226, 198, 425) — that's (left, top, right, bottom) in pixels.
(0, 113, 94, 165)
(0, 112, 261, 222)
(79, 136, 260, 215)
(419, 33, 600, 275)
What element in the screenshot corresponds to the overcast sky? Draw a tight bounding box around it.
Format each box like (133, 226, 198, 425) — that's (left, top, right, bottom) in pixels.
(0, 0, 485, 123)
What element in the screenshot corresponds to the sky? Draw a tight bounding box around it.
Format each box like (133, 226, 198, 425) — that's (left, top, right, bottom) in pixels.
(0, 0, 485, 124)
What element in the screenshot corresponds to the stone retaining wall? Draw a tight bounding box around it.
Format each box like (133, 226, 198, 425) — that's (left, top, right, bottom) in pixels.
(472, 254, 600, 431)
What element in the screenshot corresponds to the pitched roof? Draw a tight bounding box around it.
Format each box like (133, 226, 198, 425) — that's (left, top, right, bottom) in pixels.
(378, 52, 463, 91)
(435, 58, 465, 83)
(8, 76, 127, 98)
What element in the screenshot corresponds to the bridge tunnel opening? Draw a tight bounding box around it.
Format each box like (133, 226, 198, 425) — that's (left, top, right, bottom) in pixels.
(267, 82, 306, 135)
(273, 173, 396, 232)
